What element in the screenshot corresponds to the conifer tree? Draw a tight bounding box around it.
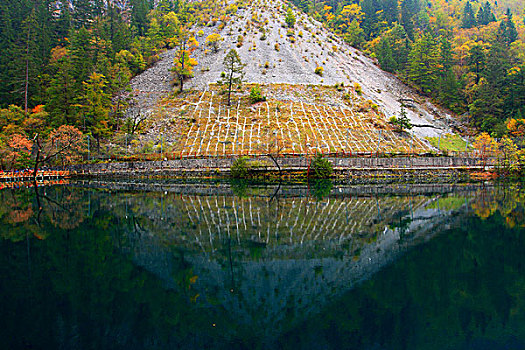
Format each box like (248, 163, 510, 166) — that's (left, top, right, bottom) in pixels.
(400, 0, 420, 40)
(407, 33, 440, 95)
(285, 8, 296, 28)
(381, 0, 398, 25)
(497, 9, 518, 46)
(131, 0, 150, 35)
(78, 72, 113, 144)
(6, 8, 39, 113)
(504, 65, 525, 120)
(376, 36, 396, 73)
(47, 47, 77, 126)
(461, 1, 476, 28)
(219, 49, 245, 106)
(476, 2, 496, 25)
(467, 45, 485, 85)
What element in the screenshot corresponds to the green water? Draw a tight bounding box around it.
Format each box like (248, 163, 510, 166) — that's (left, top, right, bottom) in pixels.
(1, 181, 525, 349)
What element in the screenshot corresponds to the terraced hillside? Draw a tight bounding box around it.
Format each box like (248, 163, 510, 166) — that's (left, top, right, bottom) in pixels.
(135, 84, 431, 157)
(124, 0, 460, 157)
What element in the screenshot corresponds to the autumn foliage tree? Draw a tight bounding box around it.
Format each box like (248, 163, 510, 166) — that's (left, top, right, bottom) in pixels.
(1, 134, 33, 169)
(205, 33, 223, 52)
(473, 132, 499, 164)
(33, 125, 85, 177)
(172, 34, 198, 92)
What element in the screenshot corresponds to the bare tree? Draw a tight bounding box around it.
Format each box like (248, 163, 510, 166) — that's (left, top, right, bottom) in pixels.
(32, 125, 85, 180)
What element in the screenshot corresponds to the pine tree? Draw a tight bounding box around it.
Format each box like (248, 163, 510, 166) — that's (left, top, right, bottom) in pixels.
(381, 0, 398, 25)
(401, 0, 420, 40)
(436, 35, 462, 111)
(467, 45, 485, 85)
(499, 9, 518, 45)
(361, 0, 383, 39)
(437, 70, 463, 113)
(407, 33, 440, 95)
(131, 0, 150, 36)
(285, 8, 296, 28)
(461, 1, 476, 28)
(219, 49, 245, 106)
(72, 0, 95, 28)
(70, 27, 95, 90)
(77, 72, 113, 144)
(6, 8, 40, 113)
(56, 2, 73, 39)
(477, 2, 496, 25)
(476, 6, 485, 25)
(46, 47, 77, 126)
(469, 79, 504, 131)
(376, 36, 396, 73)
(504, 65, 525, 120)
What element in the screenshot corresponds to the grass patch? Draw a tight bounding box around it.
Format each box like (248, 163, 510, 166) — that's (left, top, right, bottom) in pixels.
(426, 134, 471, 152)
(426, 196, 465, 211)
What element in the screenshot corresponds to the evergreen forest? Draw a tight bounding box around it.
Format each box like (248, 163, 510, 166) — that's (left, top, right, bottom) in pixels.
(290, 0, 525, 133)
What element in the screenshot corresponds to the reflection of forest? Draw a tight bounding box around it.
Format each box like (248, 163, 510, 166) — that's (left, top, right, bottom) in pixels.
(1, 182, 525, 348)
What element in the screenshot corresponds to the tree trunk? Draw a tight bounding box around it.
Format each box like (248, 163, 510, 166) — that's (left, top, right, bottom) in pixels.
(179, 41, 186, 93)
(24, 25, 31, 115)
(32, 138, 41, 181)
(227, 63, 234, 106)
(268, 153, 282, 176)
(227, 79, 232, 106)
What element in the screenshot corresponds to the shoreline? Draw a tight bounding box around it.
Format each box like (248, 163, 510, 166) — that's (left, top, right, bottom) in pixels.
(0, 155, 497, 184)
(68, 155, 494, 182)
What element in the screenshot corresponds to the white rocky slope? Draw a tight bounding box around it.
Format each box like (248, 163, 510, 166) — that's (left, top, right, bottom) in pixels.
(126, 0, 455, 139)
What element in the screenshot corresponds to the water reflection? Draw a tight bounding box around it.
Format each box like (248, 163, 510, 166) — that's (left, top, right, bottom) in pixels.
(1, 181, 524, 349)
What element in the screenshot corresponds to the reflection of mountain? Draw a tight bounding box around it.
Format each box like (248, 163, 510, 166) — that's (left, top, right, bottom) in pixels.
(2, 182, 524, 349)
(80, 181, 480, 343)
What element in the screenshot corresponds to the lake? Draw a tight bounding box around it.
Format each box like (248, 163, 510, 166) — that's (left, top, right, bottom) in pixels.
(1, 180, 525, 349)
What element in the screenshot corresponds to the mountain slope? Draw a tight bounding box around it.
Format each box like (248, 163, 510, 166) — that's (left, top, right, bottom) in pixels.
(189, 0, 452, 139)
(124, 0, 461, 156)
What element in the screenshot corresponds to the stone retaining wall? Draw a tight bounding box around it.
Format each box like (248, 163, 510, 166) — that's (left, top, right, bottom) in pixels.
(69, 156, 493, 177)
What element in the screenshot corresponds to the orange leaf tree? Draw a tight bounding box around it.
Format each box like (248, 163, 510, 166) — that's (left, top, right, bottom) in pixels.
(33, 125, 85, 177)
(0, 134, 33, 169)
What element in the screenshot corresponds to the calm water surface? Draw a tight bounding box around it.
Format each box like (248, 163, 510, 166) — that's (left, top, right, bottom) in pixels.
(1, 180, 525, 349)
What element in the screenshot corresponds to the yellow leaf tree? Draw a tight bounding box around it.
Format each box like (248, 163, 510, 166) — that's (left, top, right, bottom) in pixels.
(473, 132, 499, 164)
(172, 35, 199, 92)
(205, 33, 223, 52)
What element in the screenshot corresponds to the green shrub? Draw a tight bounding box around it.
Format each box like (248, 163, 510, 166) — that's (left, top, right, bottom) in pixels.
(231, 157, 251, 178)
(354, 82, 362, 95)
(285, 8, 296, 27)
(310, 154, 333, 178)
(389, 106, 412, 132)
(312, 179, 333, 200)
(249, 85, 266, 103)
(315, 66, 324, 76)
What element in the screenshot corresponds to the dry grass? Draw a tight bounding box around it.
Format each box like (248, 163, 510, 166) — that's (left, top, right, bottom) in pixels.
(151, 84, 430, 157)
